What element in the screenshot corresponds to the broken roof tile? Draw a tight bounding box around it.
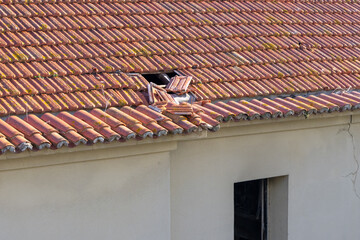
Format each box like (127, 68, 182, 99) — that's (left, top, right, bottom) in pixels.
(166, 75, 192, 94)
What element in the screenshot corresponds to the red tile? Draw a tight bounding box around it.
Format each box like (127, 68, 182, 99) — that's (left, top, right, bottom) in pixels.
(193, 103, 224, 122)
(24, 114, 68, 148)
(239, 100, 273, 119)
(272, 98, 307, 115)
(317, 93, 352, 110)
(201, 102, 236, 121)
(4, 97, 26, 115)
(227, 100, 260, 120)
(0, 118, 31, 151)
(90, 108, 135, 139)
(283, 97, 318, 114)
(41, 112, 87, 145)
(106, 107, 153, 138)
(7, 115, 51, 149)
(162, 111, 198, 133)
(166, 76, 192, 94)
(136, 105, 183, 134)
(215, 101, 247, 120)
(121, 106, 167, 136)
(260, 98, 295, 117)
(250, 99, 283, 117)
(57, 111, 104, 143)
(0, 134, 15, 153)
(294, 96, 329, 113)
(74, 110, 120, 141)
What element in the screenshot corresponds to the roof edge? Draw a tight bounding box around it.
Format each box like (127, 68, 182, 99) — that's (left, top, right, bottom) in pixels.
(0, 110, 358, 170)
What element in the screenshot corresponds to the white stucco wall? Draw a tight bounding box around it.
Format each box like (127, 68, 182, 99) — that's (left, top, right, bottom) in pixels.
(0, 113, 359, 240)
(170, 115, 360, 240)
(0, 151, 171, 240)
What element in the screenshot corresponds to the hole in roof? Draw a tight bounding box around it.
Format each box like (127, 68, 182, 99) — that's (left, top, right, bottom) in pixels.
(142, 71, 179, 85)
(141, 71, 196, 105)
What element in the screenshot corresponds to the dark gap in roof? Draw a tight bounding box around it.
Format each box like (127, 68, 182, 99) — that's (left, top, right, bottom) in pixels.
(167, 71, 178, 78)
(142, 71, 178, 86)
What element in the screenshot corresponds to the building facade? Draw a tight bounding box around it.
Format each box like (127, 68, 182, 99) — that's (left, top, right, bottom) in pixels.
(0, 112, 359, 240)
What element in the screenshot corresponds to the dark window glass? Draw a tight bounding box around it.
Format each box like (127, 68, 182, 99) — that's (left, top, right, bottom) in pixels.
(234, 179, 267, 240)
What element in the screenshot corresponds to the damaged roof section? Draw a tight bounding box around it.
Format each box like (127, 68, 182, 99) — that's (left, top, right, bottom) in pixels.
(165, 76, 192, 95)
(147, 74, 196, 105)
(1, 90, 360, 154)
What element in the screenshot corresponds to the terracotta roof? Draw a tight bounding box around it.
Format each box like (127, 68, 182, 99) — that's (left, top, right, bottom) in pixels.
(0, 0, 359, 110)
(0, 0, 360, 152)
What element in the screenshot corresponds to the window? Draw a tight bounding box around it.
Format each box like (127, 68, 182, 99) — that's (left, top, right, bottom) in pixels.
(234, 179, 267, 240)
(234, 176, 288, 240)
